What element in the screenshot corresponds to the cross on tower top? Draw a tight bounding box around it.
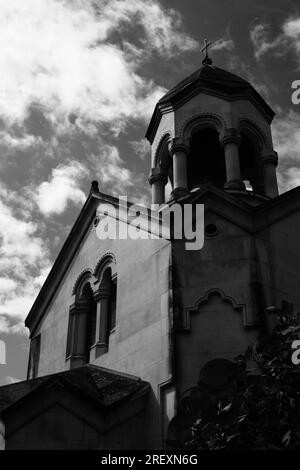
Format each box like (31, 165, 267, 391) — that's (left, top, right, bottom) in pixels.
(200, 38, 213, 65)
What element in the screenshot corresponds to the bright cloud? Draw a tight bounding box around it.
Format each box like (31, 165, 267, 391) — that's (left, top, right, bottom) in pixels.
(129, 139, 150, 160)
(278, 166, 300, 193)
(34, 161, 89, 216)
(212, 38, 235, 52)
(0, 0, 197, 341)
(90, 145, 134, 191)
(0, 183, 51, 331)
(0, 0, 196, 130)
(272, 110, 300, 192)
(273, 110, 300, 160)
(0, 131, 40, 150)
(0, 278, 17, 292)
(250, 17, 300, 61)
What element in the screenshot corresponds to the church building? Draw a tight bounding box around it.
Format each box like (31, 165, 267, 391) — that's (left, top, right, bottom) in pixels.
(0, 49, 299, 450)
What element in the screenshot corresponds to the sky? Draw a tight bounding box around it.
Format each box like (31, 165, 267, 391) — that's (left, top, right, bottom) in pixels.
(1, 0, 300, 385)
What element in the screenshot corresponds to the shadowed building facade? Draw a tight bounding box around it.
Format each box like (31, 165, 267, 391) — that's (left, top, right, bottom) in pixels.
(1, 55, 300, 449)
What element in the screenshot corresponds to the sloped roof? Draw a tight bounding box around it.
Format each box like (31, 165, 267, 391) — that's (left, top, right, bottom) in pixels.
(146, 62, 275, 143)
(159, 63, 255, 104)
(0, 364, 149, 413)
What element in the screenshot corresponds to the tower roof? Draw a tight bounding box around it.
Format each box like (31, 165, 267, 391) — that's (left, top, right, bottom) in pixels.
(146, 62, 275, 143)
(159, 63, 258, 104)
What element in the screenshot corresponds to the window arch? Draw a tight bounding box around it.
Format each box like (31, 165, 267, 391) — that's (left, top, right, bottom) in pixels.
(66, 279, 97, 368)
(93, 256, 117, 358)
(67, 255, 118, 368)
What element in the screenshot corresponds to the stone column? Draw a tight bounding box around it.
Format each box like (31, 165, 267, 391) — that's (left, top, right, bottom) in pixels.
(168, 137, 189, 198)
(261, 150, 279, 198)
(149, 168, 167, 205)
(221, 128, 245, 190)
(69, 301, 89, 369)
(90, 286, 111, 359)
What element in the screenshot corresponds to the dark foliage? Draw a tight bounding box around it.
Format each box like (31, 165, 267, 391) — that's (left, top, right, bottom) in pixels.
(183, 301, 300, 450)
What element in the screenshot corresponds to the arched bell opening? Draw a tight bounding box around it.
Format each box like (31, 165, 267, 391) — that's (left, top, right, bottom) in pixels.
(239, 132, 264, 194)
(187, 128, 226, 191)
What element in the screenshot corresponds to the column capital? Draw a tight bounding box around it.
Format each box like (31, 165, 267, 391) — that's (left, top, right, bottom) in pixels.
(69, 301, 89, 315)
(168, 137, 189, 156)
(148, 168, 168, 186)
(220, 128, 241, 147)
(260, 150, 278, 167)
(93, 287, 110, 301)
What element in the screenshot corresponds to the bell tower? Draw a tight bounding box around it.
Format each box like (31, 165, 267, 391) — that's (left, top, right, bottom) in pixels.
(146, 50, 279, 203)
(145, 50, 300, 447)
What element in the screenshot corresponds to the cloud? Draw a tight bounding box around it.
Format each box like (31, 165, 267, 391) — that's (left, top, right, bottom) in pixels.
(278, 166, 300, 193)
(0, 0, 196, 132)
(0, 131, 40, 150)
(0, 0, 198, 340)
(273, 110, 300, 162)
(0, 182, 51, 330)
(250, 24, 279, 60)
(34, 161, 89, 216)
(211, 38, 235, 52)
(89, 145, 134, 193)
(129, 139, 150, 160)
(0, 191, 46, 265)
(0, 278, 17, 292)
(272, 110, 300, 192)
(250, 17, 300, 61)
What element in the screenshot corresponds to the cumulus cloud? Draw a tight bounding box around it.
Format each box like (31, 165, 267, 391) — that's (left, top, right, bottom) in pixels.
(129, 139, 150, 160)
(250, 24, 280, 60)
(89, 145, 134, 192)
(278, 166, 300, 193)
(250, 17, 300, 62)
(0, 181, 51, 332)
(272, 110, 300, 192)
(0, 191, 45, 265)
(0, 0, 198, 343)
(0, 278, 17, 292)
(273, 110, 300, 162)
(0, 131, 40, 150)
(0, 0, 196, 131)
(34, 161, 89, 216)
(211, 38, 235, 52)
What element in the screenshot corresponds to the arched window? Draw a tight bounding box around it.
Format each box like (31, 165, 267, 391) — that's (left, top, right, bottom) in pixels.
(66, 277, 97, 368)
(187, 127, 226, 190)
(67, 256, 118, 368)
(93, 263, 117, 358)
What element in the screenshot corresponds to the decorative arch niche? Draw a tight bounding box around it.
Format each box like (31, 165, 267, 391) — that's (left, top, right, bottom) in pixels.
(66, 253, 118, 369)
(173, 288, 258, 436)
(183, 288, 256, 329)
